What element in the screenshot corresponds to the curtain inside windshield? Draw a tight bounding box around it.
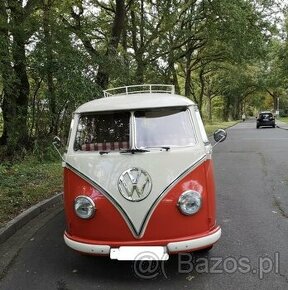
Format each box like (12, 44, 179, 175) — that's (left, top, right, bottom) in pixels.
(135, 109, 196, 148)
(74, 112, 130, 151)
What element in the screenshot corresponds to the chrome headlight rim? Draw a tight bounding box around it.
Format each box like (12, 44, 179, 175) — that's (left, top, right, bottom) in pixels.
(74, 195, 96, 219)
(178, 190, 202, 216)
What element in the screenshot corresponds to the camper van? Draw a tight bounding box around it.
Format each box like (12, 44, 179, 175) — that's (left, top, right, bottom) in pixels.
(60, 84, 226, 260)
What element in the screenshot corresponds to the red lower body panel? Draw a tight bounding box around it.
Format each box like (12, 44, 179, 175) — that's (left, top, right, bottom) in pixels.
(63, 159, 219, 253)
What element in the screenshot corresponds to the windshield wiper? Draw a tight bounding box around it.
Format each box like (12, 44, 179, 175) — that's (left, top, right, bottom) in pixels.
(120, 148, 150, 154)
(159, 146, 170, 151)
(145, 146, 170, 151)
(99, 151, 110, 155)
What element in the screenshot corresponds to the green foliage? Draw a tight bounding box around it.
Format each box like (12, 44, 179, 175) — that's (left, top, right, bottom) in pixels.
(202, 0, 267, 63)
(32, 140, 63, 162)
(204, 120, 239, 135)
(279, 117, 288, 122)
(211, 96, 226, 120)
(0, 0, 286, 157)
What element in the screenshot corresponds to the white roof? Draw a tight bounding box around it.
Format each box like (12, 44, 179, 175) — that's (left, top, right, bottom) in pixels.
(75, 93, 195, 113)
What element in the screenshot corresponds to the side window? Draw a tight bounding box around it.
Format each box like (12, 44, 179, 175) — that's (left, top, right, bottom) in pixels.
(74, 112, 130, 151)
(66, 116, 75, 151)
(194, 108, 209, 144)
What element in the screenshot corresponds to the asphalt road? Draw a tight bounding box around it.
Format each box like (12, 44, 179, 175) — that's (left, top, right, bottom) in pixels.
(1, 119, 288, 290)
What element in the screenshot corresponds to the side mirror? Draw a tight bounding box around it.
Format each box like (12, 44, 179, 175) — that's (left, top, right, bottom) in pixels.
(52, 136, 64, 161)
(213, 129, 227, 144)
(52, 136, 62, 148)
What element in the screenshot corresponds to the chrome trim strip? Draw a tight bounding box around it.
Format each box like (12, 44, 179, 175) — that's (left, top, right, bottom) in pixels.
(65, 154, 207, 238)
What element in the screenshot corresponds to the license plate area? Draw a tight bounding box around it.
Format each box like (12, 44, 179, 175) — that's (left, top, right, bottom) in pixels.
(110, 246, 169, 261)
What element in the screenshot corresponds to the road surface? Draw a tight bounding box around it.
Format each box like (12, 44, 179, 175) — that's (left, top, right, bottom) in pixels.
(1, 119, 288, 289)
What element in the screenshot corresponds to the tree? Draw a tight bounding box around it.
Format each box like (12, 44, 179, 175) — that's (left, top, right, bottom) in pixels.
(168, 0, 271, 116)
(28, 0, 99, 140)
(0, 0, 40, 153)
(61, 0, 127, 90)
(0, 0, 285, 159)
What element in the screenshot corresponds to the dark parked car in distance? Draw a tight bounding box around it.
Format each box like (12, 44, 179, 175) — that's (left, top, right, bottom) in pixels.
(256, 111, 275, 129)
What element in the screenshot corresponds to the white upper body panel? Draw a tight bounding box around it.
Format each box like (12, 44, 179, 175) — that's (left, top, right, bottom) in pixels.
(75, 93, 195, 113)
(65, 146, 207, 237)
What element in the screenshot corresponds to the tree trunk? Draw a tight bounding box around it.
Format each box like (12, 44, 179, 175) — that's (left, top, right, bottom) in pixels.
(198, 67, 205, 115)
(43, 0, 57, 135)
(9, 0, 30, 150)
(0, 0, 30, 152)
(184, 49, 192, 98)
(233, 96, 240, 120)
(223, 95, 230, 122)
(265, 89, 279, 113)
(135, 54, 145, 84)
(0, 0, 13, 146)
(121, 13, 130, 82)
(207, 96, 212, 122)
(96, 0, 126, 89)
(131, 6, 145, 84)
(273, 94, 278, 111)
(167, 56, 180, 94)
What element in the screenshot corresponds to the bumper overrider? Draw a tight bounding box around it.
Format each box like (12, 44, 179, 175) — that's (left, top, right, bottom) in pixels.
(64, 226, 221, 260)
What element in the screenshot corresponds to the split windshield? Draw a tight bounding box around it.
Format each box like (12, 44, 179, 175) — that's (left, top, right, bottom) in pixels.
(135, 109, 196, 148)
(74, 108, 196, 152)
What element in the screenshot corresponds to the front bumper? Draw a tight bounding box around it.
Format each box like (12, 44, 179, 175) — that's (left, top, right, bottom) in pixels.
(258, 121, 275, 127)
(64, 226, 221, 259)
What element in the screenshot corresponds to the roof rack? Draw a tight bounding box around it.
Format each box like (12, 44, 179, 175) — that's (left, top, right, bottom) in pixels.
(103, 84, 175, 97)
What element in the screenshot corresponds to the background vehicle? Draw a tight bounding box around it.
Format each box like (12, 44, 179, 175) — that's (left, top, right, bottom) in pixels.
(256, 111, 275, 128)
(60, 84, 227, 260)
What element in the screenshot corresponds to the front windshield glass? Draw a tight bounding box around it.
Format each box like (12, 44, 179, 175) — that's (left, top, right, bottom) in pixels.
(135, 108, 196, 148)
(74, 112, 130, 151)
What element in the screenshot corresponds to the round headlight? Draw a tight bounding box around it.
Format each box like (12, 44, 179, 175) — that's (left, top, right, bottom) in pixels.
(74, 196, 95, 219)
(178, 190, 202, 215)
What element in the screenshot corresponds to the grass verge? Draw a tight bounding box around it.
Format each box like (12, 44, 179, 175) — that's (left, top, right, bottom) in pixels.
(279, 117, 288, 124)
(204, 120, 239, 135)
(0, 157, 62, 227)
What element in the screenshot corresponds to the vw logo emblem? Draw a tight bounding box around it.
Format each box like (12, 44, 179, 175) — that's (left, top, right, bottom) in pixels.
(118, 168, 152, 202)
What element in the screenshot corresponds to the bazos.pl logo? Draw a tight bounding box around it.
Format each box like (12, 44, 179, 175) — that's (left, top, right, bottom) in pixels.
(133, 252, 280, 280)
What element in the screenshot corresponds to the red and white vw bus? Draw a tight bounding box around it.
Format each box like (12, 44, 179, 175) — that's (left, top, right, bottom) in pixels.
(62, 84, 226, 260)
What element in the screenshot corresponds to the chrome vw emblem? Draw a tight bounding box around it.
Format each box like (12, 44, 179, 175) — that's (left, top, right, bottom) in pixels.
(118, 168, 152, 202)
